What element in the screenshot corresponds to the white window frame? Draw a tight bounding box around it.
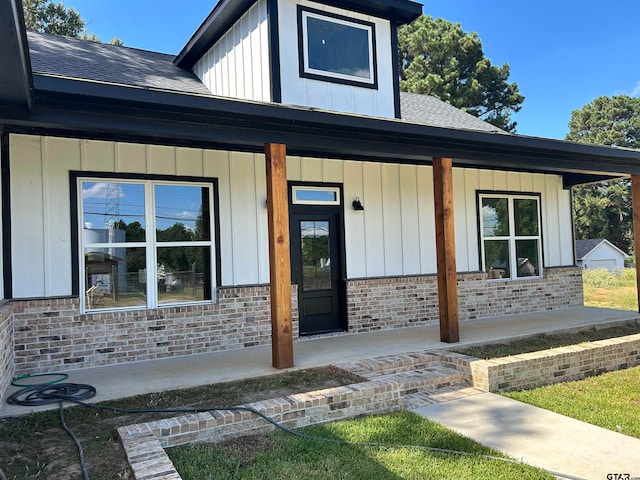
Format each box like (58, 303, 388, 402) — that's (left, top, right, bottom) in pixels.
(78, 177, 216, 312)
(479, 193, 543, 280)
(292, 185, 341, 205)
(299, 7, 376, 86)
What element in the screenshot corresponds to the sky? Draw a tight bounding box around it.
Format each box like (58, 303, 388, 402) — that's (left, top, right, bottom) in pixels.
(62, 0, 640, 140)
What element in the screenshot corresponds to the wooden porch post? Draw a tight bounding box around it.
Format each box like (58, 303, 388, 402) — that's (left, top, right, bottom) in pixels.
(265, 143, 294, 369)
(432, 157, 460, 343)
(631, 175, 640, 313)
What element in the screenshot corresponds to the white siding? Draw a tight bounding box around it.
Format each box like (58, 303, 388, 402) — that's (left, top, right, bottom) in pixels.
(8, 134, 575, 298)
(10, 136, 80, 297)
(288, 158, 574, 277)
(194, 0, 270, 102)
(277, 0, 396, 118)
(9, 135, 271, 297)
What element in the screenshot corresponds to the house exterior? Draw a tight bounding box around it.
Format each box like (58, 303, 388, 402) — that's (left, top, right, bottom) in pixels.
(2, 0, 640, 403)
(576, 239, 628, 270)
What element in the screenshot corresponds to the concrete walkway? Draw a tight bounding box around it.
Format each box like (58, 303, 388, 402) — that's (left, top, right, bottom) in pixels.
(2, 306, 638, 418)
(413, 392, 640, 480)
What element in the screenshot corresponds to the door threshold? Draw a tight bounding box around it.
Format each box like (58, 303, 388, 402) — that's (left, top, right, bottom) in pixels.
(298, 329, 348, 340)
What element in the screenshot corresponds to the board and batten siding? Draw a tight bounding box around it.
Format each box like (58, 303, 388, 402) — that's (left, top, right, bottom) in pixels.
(9, 134, 573, 298)
(193, 0, 271, 102)
(277, 0, 395, 118)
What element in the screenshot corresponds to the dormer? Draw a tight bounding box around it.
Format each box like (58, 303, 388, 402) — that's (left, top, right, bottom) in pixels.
(175, 0, 421, 119)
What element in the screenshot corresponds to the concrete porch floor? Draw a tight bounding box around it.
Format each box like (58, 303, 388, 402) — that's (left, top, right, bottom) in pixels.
(2, 306, 639, 418)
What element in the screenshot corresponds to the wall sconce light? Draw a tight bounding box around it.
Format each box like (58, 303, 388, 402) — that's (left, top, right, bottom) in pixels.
(352, 197, 364, 211)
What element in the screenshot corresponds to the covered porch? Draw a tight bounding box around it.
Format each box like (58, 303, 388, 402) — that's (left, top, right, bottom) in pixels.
(2, 306, 637, 417)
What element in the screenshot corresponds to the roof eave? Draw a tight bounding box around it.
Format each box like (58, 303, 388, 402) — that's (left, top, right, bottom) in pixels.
(175, 0, 422, 69)
(0, 0, 34, 109)
(175, 0, 255, 69)
(4, 75, 640, 179)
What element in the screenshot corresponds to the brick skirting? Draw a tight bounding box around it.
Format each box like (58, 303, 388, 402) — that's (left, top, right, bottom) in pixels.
(0, 304, 13, 405)
(8, 267, 583, 376)
(346, 267, 584, 333)
(11, 285, 299, 376)
(440, 332, 640, 392)
(118, 379, 405, 480)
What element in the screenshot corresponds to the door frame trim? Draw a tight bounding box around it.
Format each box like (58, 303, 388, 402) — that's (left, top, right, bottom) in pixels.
(288, 181, 347, 334)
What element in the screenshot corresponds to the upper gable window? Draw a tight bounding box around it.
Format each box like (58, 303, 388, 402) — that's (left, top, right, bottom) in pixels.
(298, 6, 377, 89)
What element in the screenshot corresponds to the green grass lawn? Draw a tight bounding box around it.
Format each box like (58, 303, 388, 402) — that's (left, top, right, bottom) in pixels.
(583, 267, 638, 311)
(167, 411, 554, 480)
(505, 366, 640, 439)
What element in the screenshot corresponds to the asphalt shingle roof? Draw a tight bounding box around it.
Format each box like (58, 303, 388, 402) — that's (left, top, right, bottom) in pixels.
(27, 31, 211, 96)
(575, 238, 606, 260)
(400, 92, 504, 133)
(27, 32, 505, 134)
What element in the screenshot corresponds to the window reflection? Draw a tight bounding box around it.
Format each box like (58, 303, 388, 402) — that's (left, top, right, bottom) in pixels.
(484, 240, 511, 279)
(157, 246, 212, 304)
(480, 195, 542, 280)
(81, 179, 214, 311)
(155, 185, 210, 241)
(82, 182, 145, 242)
(516, 240, 540, 277)
(481, 198, 509, 237)
(514, 199, 539, 236)
(300, 221, 331, 291)
(84, 247, 146, 309)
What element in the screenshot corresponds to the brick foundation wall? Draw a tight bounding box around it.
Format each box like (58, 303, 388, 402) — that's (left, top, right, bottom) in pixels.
(0, 303, 13, 405)
(118, 379, 404, 480)
(346, 266, 583, 333)
(12, 285, 299, 376)
(5, 266, 584, 391)
(458, 267, 584, 320)
(442, 333, 640, 393)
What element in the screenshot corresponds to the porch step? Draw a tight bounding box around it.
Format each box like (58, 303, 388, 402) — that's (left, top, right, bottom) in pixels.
(377, 366, 466, 396)
(334, 351, 470, 408)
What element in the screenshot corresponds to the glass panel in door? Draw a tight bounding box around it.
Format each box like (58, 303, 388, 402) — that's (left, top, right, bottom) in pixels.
(300, 220, 331, 291)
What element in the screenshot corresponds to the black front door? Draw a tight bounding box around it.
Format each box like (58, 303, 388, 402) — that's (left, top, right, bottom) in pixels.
(290, 213, 345, 335)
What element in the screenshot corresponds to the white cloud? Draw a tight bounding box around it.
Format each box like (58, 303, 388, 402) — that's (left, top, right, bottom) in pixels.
(82, 183, 109, 199)
(82, 183, 125, 199)
(631, 81, 640, 97)
(176, 210, 197, 220)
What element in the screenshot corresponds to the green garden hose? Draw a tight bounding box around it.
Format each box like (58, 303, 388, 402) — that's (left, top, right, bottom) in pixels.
(11, 372, 69, 387)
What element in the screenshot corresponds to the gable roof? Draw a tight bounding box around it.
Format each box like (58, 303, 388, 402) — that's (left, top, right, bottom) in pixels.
(400, 92, 504, 133)
(176, 0, 423, 68)
(575, 239, 628, 259)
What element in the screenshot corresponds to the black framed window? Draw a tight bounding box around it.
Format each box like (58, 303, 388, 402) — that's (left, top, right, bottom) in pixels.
(78, 178, 215, 311)
(298, 6, 377, 89)
(479, 193, 542, 280)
